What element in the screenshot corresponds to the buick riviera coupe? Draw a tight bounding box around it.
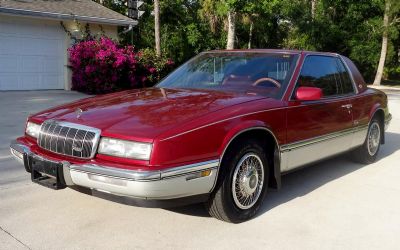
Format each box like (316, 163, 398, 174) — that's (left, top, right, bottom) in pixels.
(11, 50, 391, 223)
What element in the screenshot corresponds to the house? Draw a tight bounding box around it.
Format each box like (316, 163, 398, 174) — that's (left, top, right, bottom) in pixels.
(0, 0, 136, 91)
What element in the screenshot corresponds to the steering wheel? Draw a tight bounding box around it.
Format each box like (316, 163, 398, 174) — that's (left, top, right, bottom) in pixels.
(252, 77, 281, 88)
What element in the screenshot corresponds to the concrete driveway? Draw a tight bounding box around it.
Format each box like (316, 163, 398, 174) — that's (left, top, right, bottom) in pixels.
(1, 90, 399, 250)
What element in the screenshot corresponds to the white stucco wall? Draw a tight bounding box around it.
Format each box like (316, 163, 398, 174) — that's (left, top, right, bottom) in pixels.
(0, 14, 120, 90)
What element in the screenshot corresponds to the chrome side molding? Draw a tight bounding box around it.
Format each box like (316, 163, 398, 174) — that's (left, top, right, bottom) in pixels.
(280, 125, 369, 172)
(281, 126, 367, 152)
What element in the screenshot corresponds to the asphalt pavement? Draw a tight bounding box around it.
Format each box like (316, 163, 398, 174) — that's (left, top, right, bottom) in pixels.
(0, 90, 399, 250)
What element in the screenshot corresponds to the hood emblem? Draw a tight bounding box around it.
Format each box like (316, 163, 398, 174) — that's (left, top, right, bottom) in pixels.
(75, 108, 83, 119)
(72, 144, 83, 152)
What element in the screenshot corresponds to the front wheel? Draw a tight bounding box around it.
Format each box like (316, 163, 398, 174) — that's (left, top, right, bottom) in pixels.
(351, 117, 382, 164)
(206, 138, 269, 223)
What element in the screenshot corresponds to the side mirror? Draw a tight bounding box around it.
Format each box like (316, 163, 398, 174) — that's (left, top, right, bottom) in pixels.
(295, 87, 323, 101)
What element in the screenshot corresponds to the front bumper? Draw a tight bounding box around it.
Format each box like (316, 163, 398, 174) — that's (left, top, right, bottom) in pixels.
(10, 141, 219, 205)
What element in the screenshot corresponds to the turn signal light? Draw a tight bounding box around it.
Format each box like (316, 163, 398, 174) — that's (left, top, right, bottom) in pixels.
(201, 169, 212, 177)
(186, 169, 212, 181)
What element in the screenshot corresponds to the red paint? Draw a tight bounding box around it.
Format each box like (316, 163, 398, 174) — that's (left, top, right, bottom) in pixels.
(19, 50, 388, 171)
(295, 87, 323, 101)
(30, 88, 264, 142)
(286, 98, 353, 142)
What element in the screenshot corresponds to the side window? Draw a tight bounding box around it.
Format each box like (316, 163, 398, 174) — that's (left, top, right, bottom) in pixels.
(336, 58, 355, 94)
(297, 56, 341, 97)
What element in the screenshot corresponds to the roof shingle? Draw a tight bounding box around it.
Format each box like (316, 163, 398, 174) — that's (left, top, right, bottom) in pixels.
(0, 0, 136, 25)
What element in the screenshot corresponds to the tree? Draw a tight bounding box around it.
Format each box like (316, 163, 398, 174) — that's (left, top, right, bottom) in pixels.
(240, 0, 282, 49)
(245, 15, 255, 49)
(200, 0, 247, 50)
(226, 11, 236, 49)
(98, 0, 400, 85)
(374, 0, 400, 85)
(311, 0, 316, 20)
(199, 0, 229, 48)
(154, 0, 161, 56)
(373, 0, 390, 85)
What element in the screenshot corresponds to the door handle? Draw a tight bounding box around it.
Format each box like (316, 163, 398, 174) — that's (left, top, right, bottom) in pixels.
(341, 104, 352, 109)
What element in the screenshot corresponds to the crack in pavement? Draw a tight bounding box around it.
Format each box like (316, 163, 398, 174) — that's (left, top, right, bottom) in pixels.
(0, 225, 31, 249)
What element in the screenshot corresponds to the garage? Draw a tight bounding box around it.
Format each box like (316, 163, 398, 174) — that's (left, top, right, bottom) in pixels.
(0, 17, 65, 90)
(0, 0, 136, 91)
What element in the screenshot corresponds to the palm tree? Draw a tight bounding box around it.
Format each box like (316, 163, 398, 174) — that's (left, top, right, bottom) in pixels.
(311, 0, 317, 20)
(373, 0, 400, 85)
(373, 0, 390, 85)
(154, 0, 161, 56)
(226, 10, 236, 49)
(200, 0, 237, 49)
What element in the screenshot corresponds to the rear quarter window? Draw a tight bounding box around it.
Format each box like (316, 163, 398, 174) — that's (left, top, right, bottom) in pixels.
(336, 58, 355, 94)
(341, 56, 367, 92)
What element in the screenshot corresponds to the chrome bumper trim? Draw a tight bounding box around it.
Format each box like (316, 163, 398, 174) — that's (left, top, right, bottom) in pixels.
(69, 164, 161, 181)
(69, 167, 218, 199)
(10, 141, 219, 200)
(69, 159, 219, 182)
(10, 142, 30, 155)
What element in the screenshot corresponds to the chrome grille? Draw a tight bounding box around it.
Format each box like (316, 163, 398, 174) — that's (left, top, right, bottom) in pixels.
(38, 120, 101, 159)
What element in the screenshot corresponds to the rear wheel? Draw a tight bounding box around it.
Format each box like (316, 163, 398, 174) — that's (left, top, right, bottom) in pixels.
(351, 117, 382, 164)
(206, 138, 269, 223)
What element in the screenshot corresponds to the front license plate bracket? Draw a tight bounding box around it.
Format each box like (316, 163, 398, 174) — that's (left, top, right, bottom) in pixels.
(29, 155, 67, 190)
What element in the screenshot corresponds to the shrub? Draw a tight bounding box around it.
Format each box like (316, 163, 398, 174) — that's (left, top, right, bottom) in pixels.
(68, 37, 174, 94)
(137, 48, 175, 83)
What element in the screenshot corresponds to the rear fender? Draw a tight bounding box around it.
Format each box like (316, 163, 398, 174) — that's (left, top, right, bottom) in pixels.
(369, 104, 385, 144)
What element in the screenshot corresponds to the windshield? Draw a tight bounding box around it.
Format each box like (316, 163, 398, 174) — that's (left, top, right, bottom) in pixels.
(157, 52, 299, 99)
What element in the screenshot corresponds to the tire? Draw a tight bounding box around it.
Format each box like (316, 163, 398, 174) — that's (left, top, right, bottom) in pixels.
(351, 117, 382, 164)
(206, 138, 269, 223)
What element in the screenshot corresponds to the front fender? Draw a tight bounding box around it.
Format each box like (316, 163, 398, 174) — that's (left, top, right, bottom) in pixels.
(218, 120, 271, 156)
(217, 121, 282, 190)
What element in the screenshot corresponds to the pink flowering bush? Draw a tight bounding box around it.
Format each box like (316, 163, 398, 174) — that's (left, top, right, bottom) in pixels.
(68, 38, 173, 94)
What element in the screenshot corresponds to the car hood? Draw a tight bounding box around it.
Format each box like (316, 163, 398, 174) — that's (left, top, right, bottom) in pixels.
(32, 88, 264, 141)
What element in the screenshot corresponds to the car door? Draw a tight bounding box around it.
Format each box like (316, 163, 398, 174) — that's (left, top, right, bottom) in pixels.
(337, 57, 372, 148)
(281, 55, 354, 172)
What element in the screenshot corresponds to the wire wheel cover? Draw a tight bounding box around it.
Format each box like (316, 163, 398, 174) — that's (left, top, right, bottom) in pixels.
(367, 122, 380, 156)
(232, 153, 264, 210)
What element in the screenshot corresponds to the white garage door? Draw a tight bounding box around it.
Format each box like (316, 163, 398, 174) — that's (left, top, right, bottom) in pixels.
(0, 17, 65, 90)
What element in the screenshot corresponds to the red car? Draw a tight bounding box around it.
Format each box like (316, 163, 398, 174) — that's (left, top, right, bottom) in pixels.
(10, 50, 392, 223)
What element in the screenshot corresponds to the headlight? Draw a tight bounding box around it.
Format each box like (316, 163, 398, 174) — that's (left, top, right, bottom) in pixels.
(26, 122, 41, 138)
(98, 137, 152, 160)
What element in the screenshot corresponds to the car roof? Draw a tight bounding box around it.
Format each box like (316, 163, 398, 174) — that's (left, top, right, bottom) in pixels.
(206, 49, 339, 57)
